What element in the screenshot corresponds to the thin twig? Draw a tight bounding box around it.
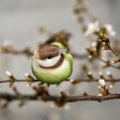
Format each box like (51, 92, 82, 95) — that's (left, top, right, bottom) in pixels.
(0, 49, 33, 56)
(98, 57, 120, 69)
(107, 43, 119, 57)
(0, 78, 120, 84)
(0, 48, 87, 59)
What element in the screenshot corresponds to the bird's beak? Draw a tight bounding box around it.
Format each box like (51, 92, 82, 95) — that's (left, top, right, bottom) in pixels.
(59, 48, 67, 54)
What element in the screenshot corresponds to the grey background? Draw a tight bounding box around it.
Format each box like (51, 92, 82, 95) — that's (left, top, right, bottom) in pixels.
(0, 0, 120, 120)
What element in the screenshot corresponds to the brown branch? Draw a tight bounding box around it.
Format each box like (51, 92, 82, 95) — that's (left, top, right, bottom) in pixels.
(1, 45, 120, 70)
(98, 57, 120, 69)
(0, 47, 87, 59)
(0, 48, 33, 56)
(107, 43, 120, 57)
(0, 78, 120, 84)
(0, 93, 120, 103)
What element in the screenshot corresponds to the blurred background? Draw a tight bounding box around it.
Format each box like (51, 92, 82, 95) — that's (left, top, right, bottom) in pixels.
(0, 0, 120, 120)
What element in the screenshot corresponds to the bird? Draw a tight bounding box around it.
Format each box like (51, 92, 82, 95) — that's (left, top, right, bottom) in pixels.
(31, 41, 73, 84)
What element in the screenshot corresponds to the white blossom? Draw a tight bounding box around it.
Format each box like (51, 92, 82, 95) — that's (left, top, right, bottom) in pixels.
(3, 39, 13, 48)
(104, 24, 116, 36)
(90, 41, 97, 48)
(84, 20, 100, 36)
(106, 71, 111, 76)
(25, 73, 30, 77)
(99, 79, 106, 86)
(109, 84, 113, 88)
(6, 71, 12, 76)
(31, 83, 37, 88)
(26, 41, 32, 49)
(99, 72, 103, 76)
(50, 102, 56, 108)
(98, 93, 103, 96)
(64, 104, 70, 110)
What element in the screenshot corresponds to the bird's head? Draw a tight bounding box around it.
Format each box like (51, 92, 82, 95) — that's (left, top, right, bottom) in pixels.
(34, 44, 66, 69)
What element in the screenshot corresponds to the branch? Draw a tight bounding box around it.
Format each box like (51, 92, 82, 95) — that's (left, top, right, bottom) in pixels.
(0, 47, 87, 59)
(107, 43, 120, 57)
(0, 78, 119, 107)
(0, 92, 120, 103)
(0, 78, 120, 84)
(0, 48, 33, 56)
(98, 57, 120, 69)
(1, 46, 120, 70)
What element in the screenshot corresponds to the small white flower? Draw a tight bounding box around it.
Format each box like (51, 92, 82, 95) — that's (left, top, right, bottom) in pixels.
(50, 102, 56, 108)
(98, 93, 103, 96)
(99, 72, 103, 76)
(3, 39, 13, 48)
(26, 41, 32, 49)
(70, 79, 74, 82)
(64, 104, 70, 110)
(31, 83, 37, 88)
(109, 84, 113, 88)
(104, 24, 116, 36)
(88, 71, 92, 75)
(84, 20, 100, 36)
(99, 79, 106, 86)
(106, 71, 111, 76)
(6, 71, 12, 76)
(98, 85, 101, 89)
(25, 73, 30, 77)
(90, 41, 97, 48)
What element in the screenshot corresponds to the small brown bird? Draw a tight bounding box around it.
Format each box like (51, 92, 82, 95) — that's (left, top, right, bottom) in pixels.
(31, 42, 73, 84)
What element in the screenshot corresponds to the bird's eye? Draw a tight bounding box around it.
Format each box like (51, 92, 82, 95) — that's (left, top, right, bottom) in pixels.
(48, 57, 52, 59)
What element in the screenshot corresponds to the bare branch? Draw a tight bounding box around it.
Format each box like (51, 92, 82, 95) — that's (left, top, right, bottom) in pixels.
(0, 78, 120, 84)
(98, 57, 120, 69)
(0, 48, 33, 56)
(0, 93, 120, 103)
